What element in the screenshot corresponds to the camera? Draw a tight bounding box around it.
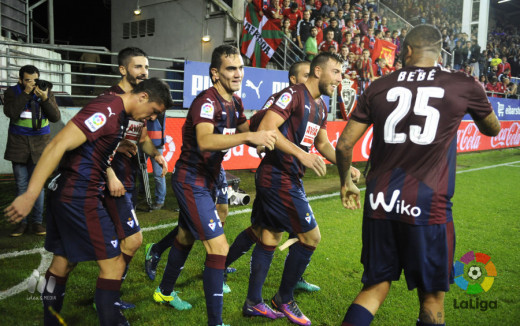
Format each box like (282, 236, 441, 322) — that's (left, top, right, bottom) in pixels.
(35, 79, 53, 91)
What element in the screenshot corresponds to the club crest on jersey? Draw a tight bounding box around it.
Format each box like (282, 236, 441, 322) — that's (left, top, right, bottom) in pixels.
(85, 113, 107, 132)
(300, 121, 320, 147)
(127, 218, 134, 228)
(275, 92, 292, 109)
(305, 212, 312, 224)
(208, 219, 216, 231)
(201, 102, 215, 119)
(111, 239, 118, 248)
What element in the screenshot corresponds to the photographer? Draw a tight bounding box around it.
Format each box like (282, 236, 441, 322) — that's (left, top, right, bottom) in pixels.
(4, 65, 60, 237)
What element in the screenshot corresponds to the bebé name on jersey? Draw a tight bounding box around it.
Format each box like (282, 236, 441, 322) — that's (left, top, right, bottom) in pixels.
(369, 190, 421, 217)
(397, 69, 436, 82)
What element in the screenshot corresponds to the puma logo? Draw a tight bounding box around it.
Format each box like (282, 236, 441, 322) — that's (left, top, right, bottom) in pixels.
(245, 80, 263, 99)
(206, 98, 216, 106)
(107, 107, 116, 117)
(289, 87, 296, 94)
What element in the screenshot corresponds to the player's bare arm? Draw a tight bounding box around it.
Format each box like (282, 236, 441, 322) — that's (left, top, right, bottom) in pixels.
(259, 110, 327, 176)
(107, 167, 126, 197)
(117, 139, 138, 157)
(196, 122, 277, 152)
(5, 121, 88, 222)
(336, 120, 369, 209)
(140, 133, 168, 177)
(474, 111, 501, 137)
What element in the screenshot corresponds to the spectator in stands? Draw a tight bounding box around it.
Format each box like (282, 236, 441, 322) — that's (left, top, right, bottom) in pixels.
(362, 28, 376, 53)
(320, 0, 333, 16)
(339, 44, 349, 62)
(486, 76, 505, 97)
(479, 75, 488, 88)
(497, 56, 511, 77)
(357, 48, 374, 92)
(502, 77, 518, 98)
(315, 15, 324, 44)
(283, 2, 303, 31)
(266, 0, 283, 26)
(4, 65, 61, 237)
(337, 9, 345, 27)
(297, 10, 314, 49)
(305, 26, 319, 60)
(490, 53, 502, 69)
(378, 17, 389, 33)
(349, 34, 363, 56)
(498, 68, 512, 82)
(324, 18, 342, 44)
(344, 18, 360, 38)
(391, 30, 401, 54)
(319, 29, 339, 53)
(357, 12, 371, 37)
(452, 40, 464, 71)
(469, 40, 481, 78)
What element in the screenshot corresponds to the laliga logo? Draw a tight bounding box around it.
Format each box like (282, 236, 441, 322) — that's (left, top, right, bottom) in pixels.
(491, 122, 520, 148)
(457, 123, 481, 151)
(453, 251, 498, 311)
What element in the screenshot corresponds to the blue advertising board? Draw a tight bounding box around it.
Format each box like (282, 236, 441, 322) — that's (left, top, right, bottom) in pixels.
(463, 97, 520, 121)
(183, 60, 329, 111)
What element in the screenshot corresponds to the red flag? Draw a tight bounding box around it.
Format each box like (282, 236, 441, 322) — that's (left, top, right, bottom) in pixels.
(241, 3, 284, 67)
(371, 39, 397, 67)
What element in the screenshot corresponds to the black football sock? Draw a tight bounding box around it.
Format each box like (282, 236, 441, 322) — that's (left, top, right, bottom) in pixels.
(225, 226, 258, 268)
(154, 226, 179, 256)
(95, 278, 123, 326)
(159, 237, 192, 295)
(278, 241, 315, 303)
(342, 303, 374, 326)
(42, 270, 68, 326)
(204, 254, 226, 326)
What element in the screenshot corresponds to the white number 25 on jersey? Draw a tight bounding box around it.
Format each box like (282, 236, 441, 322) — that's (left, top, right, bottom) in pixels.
(384, 86, 444, 145)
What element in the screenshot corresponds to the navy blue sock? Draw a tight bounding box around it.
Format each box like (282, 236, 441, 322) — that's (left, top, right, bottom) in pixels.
(278, 242, 315, 303)
(204, 254, 226, 326)
(342, 303, 374, 326)
(154, 226, 179, 256)
(247, 242, 276, 304)
(159, 238, 192, 294)
(416, 320, 445, 326)
(95, 278, 124, 326)
(225, 227, 258, 268)
(121, 253, 133, 282)
(42, 271, 68, 326)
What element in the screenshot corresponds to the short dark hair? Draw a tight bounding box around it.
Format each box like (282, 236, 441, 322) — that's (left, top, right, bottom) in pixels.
(288, 61, 310, 82)
(19, 65, 40, 80)
(117, 47, 148, 67)
(402, 24, 442, 56)
(209, 44, 240, 80)
(310, 52, 343, 77)
(131, 77, 174, 108)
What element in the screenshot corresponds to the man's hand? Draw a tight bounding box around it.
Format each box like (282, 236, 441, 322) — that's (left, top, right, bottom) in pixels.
(4, 193, 37, 224)
(340, 183, 361, 210)
(34, 86, 49, 102)
(300, 152, 327, 177)
(117, 140, 137, 157)
(108, 174, 126, 197)
(250, 130, 278, 151)
(351, 166, 361, 183)
(154, 154, 168, 177)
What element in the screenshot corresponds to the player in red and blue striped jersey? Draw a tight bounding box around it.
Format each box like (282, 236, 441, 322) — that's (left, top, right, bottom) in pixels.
(5, 78, 173, 326)
(237, 52, 344, 326)
(152, 45, 277, 326)
(336, 24, 501, 326)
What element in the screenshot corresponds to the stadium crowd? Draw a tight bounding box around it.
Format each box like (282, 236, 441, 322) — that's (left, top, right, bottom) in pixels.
(250, 0, 519, 98)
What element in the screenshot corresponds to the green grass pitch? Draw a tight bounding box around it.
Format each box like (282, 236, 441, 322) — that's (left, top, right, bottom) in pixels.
(0, 148, 519, 325)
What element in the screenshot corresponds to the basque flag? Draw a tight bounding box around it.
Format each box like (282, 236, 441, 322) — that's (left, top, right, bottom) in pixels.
(371, 39, 397, 67)
(241, 3, 284, 68)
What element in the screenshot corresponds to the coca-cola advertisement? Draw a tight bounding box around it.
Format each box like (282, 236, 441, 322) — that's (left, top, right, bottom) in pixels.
(155, 97, 520, 171)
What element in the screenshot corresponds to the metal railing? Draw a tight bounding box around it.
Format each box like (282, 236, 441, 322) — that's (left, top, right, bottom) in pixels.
(0, 40, 185, 108)
(271, 36, 306, 70)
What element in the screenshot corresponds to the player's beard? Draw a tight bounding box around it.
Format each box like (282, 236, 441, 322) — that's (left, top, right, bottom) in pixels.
(127, 74, 147, 87)
(318, 79, 334, 97)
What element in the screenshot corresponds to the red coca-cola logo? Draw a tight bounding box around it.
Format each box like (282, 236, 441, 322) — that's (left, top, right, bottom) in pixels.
(361, 126, 373, 159)
(491, 122, 520, 148)
(457, 123, 481, 151)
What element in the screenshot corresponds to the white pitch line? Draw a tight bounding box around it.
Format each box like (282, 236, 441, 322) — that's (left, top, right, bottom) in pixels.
(0, 159, 517, 301)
